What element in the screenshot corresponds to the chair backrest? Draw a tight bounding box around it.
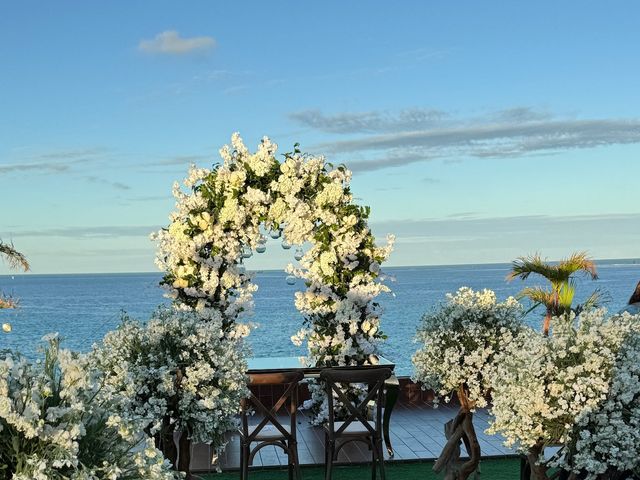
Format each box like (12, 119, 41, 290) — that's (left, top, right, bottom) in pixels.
(241, 371, 304, 442)
(320, 368, 392, 437)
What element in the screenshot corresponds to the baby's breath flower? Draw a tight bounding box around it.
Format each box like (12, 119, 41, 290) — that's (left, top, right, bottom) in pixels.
(412, 287, 523, 409)
(0, 339, 178, 479)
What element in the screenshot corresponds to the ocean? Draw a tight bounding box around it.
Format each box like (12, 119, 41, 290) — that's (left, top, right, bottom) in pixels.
(1, 260, 639, 376)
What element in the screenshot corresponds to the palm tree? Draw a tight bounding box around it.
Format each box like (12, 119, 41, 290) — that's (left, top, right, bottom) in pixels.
(0, 240, 29, 311)
(0, 241, 30, 272)
(507, 252, 599, 336)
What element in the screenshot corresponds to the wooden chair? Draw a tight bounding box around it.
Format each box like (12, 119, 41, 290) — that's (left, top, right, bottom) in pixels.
(240, 371, 304, 480)
(319, 368, 393, 480)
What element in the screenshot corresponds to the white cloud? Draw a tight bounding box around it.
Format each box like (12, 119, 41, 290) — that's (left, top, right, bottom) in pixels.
(83, 175, 131, 191)
(0, 161, 71, 174)
(292, 107, 640, 172)
(0, 148, 108, 175)
(347, 151, 437, 172)
(138, 30, 215, 55)
(290, 108, 447, 134)
(324, 118, 640, 155)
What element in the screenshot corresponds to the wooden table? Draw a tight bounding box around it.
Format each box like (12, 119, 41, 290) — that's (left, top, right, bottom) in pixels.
(247, 355, 400, 456)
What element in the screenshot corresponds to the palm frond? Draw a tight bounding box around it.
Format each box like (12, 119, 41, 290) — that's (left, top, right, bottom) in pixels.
(507, 253, 561, 282)
(557, 251, 598, 281)
(0, 241, 30, 272)
(508, 251, 598, 285)
(517, 286, 555, 307)
(573, 289, 604, 316)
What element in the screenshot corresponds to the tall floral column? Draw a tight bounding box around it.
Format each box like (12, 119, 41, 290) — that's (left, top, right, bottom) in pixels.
(488, 310, 640, 480)
(92, 310, 249, 477)
(412, 288, 524, 480)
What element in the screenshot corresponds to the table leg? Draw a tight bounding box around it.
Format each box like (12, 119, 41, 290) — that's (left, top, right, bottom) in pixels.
(383, 375, 400, 457)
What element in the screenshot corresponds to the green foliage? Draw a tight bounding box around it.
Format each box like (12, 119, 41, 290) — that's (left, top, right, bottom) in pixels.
(508, 252, 601, 329)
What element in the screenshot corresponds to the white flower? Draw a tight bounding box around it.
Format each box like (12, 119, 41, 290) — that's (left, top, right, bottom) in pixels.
(92, 308, 249, 447)
(314, 182, 344, 207)
(361, 320, 372, 333)
(550, 312, 640, 477)
(291, 329, 308, 347)
(0, 339, 179, 479)
(488, 309, 640, 459)
(412, 287, 523, 409)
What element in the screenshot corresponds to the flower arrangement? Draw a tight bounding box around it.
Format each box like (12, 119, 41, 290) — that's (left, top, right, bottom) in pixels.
(0, 335, 177, 480)
(411, 287, 523, 478)
(487, 309, 640, 480)
(412, 287, 523, 408)
(91, 309, 249, 467)
(554, 311, 640, 479)
(152, 133, 394, 422)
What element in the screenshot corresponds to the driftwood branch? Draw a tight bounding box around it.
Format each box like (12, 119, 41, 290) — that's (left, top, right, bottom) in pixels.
(433, 387, 481, 480)
(523, 442, 577, 480)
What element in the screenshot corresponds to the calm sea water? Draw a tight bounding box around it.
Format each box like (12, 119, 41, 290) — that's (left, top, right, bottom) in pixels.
(1, 261, 638, 375)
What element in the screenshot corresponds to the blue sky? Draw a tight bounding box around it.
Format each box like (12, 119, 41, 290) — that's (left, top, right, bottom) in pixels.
(1, 1, 639, 274)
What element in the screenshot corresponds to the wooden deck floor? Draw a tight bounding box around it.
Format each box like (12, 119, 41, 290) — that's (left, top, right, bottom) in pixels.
(188, 403, 515, 473)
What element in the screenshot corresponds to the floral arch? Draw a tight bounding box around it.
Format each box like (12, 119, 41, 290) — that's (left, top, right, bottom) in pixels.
(153, 133, 394, 369)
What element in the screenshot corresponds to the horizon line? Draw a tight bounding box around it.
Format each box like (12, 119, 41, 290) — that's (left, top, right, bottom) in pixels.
(1, 256, 638, 277)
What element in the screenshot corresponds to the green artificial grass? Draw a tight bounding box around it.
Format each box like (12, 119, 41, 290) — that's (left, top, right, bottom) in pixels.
(200, 457, 521, 480)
